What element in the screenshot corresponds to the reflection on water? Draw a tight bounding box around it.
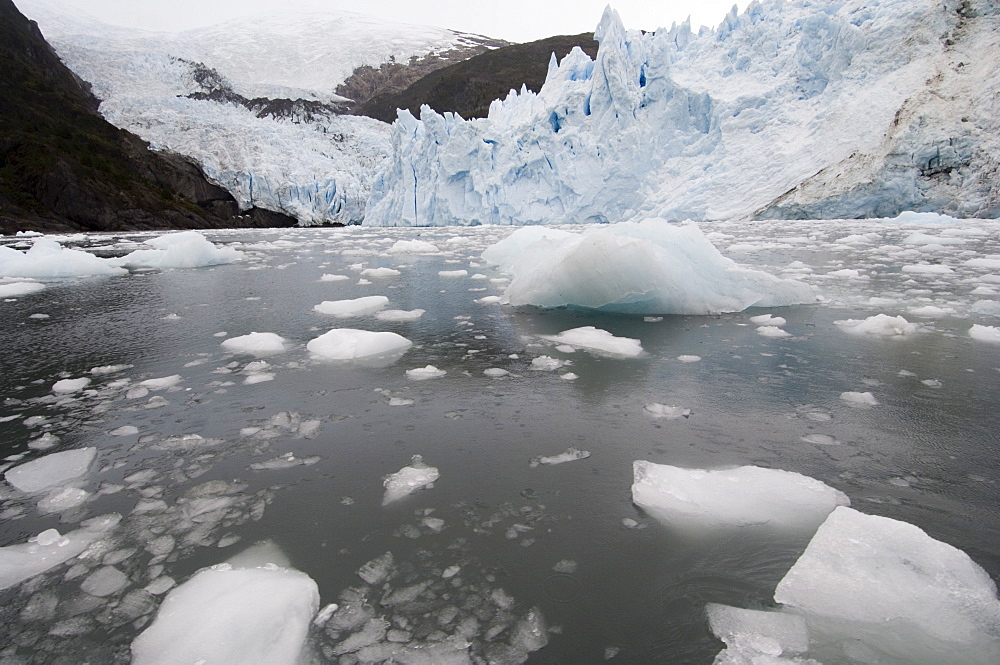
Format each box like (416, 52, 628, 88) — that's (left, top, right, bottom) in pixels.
(1, 222, 999, 663)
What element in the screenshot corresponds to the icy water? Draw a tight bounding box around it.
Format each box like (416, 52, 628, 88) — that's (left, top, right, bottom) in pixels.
(1, 221, 999, 664)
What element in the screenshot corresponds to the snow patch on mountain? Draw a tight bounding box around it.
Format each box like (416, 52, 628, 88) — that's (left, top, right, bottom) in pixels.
(364, 0, 1000, 227)
(18, 0, 499, 224)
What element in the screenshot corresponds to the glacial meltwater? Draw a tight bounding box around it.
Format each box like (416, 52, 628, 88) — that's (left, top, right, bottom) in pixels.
(1, 219, 999, 664)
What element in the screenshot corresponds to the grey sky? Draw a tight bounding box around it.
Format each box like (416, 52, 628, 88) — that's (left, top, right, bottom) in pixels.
(24, 0, 751, 42)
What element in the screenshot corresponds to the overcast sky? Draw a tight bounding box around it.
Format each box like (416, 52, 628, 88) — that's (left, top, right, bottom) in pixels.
(26, 0, 751, 42)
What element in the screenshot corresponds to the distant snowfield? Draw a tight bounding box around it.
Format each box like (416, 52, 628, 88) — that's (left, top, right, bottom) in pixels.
(18, 0, 499, 225)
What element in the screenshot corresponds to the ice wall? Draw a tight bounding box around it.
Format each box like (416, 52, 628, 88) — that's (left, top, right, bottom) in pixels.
(365, 0, 1000, 226)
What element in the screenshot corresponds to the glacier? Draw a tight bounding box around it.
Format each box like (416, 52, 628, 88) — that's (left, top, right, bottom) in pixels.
(18, 0, 499, 225)
(365, 0, 1000, 227)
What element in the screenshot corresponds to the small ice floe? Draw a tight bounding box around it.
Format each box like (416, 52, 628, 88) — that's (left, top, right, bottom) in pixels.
(382, 455, 439, 505)
(37, 486, 90, 513)
(0, 238, 125, 278)
(707, 603, 810, 665)
(387, 239, 439, 254)
(801, 434, 838, 445)
(772, 506, 1000, 665)
(966, 256, 1000, 270)
(110, 231, 243, 269)
(28, 433, 59, 450)
(540, 327, 643, 357)
(529, 356, 567, 371)
(644, 404, 691, 419)
(249, 452, 321, 471)
(307, 329, 412, 364)
(91, 364, 132, 375)
(825, 268, 868, 279)
(631, 461, 849, 529)
(484, 368, 510, 378)
(375, 309, 425, 322)
(139, 375, 182, 390)
(756, 325, 791, 338)
(0, 514, 120, 591)
(0, 282, 46, 298)
(52, 377, 90, 394)
(749, 314, 787, 327)
(834, 314, 919, 337)
(969, 324, 1000, 343)
(909, 305, 957, 318)
(320, 273, 350, 282)
(560, 372, 578, 380)
(5, 447, 97, 494)
(314, 296, 389, 318)
(405, 365, 446, 381)
(529, 448, 590, 468)
(901, 264, 954, 275)
(840, 391, 879, 406)
(221, 332, 287, 357)
(361, 267, 401, 278)
(676, 355, 701, 363)
(438, 270, 468, 278)
(131, 549, 319, 665)
(476, 295, 502, 304)
(28, 312, 49, 319)
(388, 397, 415, 406)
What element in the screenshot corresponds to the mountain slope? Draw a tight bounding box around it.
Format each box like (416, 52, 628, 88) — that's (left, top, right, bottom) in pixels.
(356, 33, 599, 122)
(364, 0, 1000, 227)
(0, 0, 293, 233)
(16, 0, 507, 225)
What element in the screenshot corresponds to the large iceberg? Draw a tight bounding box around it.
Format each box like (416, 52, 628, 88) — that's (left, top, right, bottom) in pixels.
(365, 0, 1000, 226)
(0, 239, 125, 278)
(484, 221, 814, 314)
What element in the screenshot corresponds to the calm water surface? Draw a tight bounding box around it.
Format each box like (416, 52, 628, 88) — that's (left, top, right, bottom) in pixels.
(1, 222, 998, 663)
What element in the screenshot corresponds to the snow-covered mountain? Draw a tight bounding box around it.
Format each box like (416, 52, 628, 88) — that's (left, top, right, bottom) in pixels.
(365, 0, 1000, 227)
(16, 0, 502, 224)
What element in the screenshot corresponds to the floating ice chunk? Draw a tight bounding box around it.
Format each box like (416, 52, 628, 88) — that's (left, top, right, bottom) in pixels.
(910, 305, 957, 318)
(631, 461, 849, 529)
(482, 227, 575, 273)
(530, 356, 565, 371)
(801, 434, 838, 446)
(707, 603, 811, 664)
(382, 455, 439, 505)
(0, 239, 125, 278)
(825, 268, 866, 279)
(757, 326, 791, 338)
(320, 273, 350, 282)
(644, 404, 691, 419)
(38, 487, 90, 513)
(971, 300, 1000, 316)
(438, 269, 468, 278)
(834, 314, 919, 337)
(966, 257, 1000, 270)
(375, 308, 425, 322)
(28, 432, 59, 450)
(903, 233, 967, 246)
(388, 397, 414, 406)
(0, 514, 121, 591)
(110, 425, 139, 436)
(5, 448, 97, 493)
(52, 377, 90, 393)
(484, 368, 510, 377)
(840, 391, 879, 406)
(81, 565, 129, 597)
(476, 295, 502, 304)
(249, 452, 321, 471)
(560, 372, 578, 380)
(774, 506, 1000, 665)
(405, 365, 447, 381)
(91, 364, 132, 375)
(969, 325, 1000, 344)
(308, 328, 412, 363)
(888, 211, 960, 225)
(677, 355, 701, 363)
(361, 267, 401, 278)
(529, 447, 590, 467)
(901, 264, 954, 275)
(314, 295, 389, 317)
(0, 281, 46, 297)
(489, 221, 813, 315)
(131, 563, 319, 665)
(139, 375, 182, 390)
(110, 231, 242, 269)
(357, 552, 395, 585)
(750, 314, 787, 327)
(221, 332, 287, 357)
(540, 327, 643, 358)
(387, 239, 439, 254)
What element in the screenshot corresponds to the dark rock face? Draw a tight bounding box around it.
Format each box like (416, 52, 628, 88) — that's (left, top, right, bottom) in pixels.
(353, 34, 599, 122)
(0, 0, 297, 234)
